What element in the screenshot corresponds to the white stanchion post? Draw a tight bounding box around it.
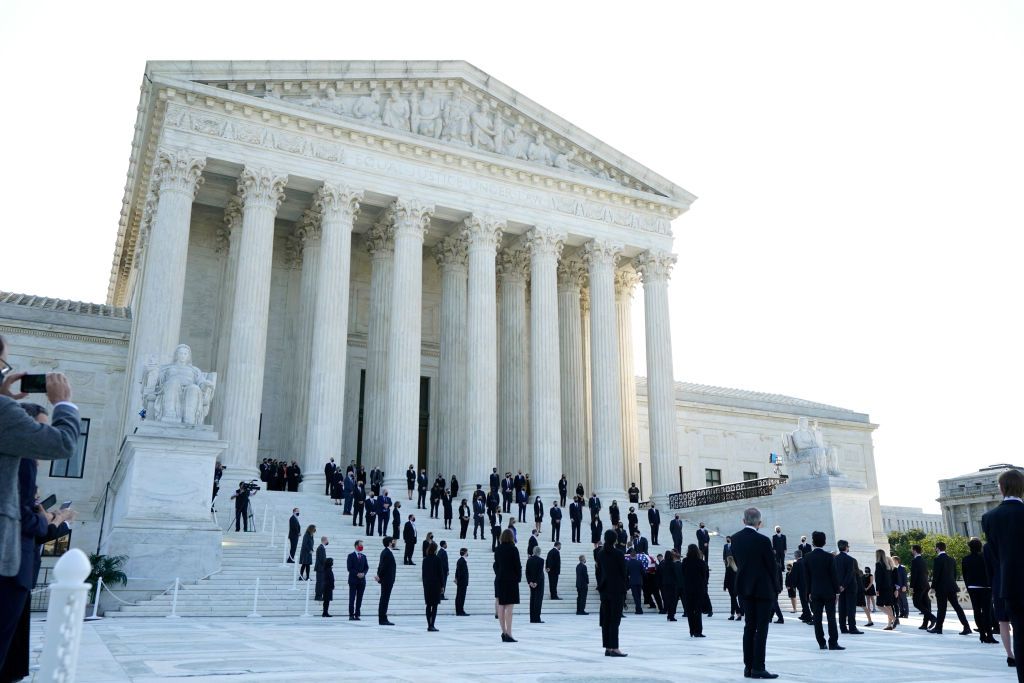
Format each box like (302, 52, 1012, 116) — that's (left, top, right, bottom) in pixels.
(301, 574, 311, 617)
(270, 516, 276, 548)
(247, 578, 261, 618)
(291, 559, 298, 591)
(261, 505, 268, 533)
(39, 549, 91, 682)
(167, 578, 180, 618)
(85, 576, 104, 621)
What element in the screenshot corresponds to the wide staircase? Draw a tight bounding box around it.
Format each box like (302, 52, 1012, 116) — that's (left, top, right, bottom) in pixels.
(107, 489, 743, 618)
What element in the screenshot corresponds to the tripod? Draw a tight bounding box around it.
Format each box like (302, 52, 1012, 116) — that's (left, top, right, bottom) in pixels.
(245, 499, 256, 533)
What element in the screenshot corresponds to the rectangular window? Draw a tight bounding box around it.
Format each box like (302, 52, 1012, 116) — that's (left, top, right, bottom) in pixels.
(50, 418, 89, 478)
(742, 471, 758, 481)
(41, 529, 72, 557)
(705, 468, 722, 487)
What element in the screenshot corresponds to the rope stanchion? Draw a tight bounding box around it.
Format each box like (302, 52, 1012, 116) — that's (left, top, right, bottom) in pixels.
(247, 578, 261, 618)
(301, 574, 311, 617)
(270, 516, 276, 549)
(291, 560, 299, 591)
(85, 577, 104, 621)
(167, 578, 180, 618)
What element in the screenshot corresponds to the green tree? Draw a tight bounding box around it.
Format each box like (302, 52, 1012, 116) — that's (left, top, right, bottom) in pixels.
(887, 531, 971, 584)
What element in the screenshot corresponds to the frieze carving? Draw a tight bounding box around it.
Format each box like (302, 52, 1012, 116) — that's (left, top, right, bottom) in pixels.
(163, 102, 673, 236)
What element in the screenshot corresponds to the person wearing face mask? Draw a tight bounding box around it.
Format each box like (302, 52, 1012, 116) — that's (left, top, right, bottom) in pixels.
(374, 536, 397, 625)
(347, 539, 369, 620)
(314, 536, 329, 601)
(287, 508, 301, 562)
(696, 522, 710, 561)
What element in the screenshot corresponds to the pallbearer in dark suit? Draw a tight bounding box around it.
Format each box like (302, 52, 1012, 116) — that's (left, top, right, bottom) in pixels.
(526, 546, 545, 623)
(648, 505, 661, 545)
(670, 514, 683, 554)
(346, 540, 369, 620)
(805, 531, 843, 650)
(314, 537, 328, 601)
(834, 540, 861, 633)
(374, 537, 396, 625)
(392, 502, 401, 540)
(438, 540, 450, 600)
(455, 548, 470, 616)
(929, 541, 971, 635)
(576, 555, 590, 615)
(323, 458, 336, 496)
(981, 468, 1024, 682)
(910, 544, 936, 630)
(546, 542, 562, 599)
(730, 507, 780, 679)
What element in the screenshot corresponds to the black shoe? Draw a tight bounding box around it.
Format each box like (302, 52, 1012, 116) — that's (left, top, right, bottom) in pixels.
(286, 559, 295, 563)
(380, 620, 395, 626)
(774, 618, 784, 624)
(457, 612, 471, 616)
(552, 596, 562, 600)
(828, 644, 845, 651)
(428, 626, 439, 632)
(605, 650, 628, 657)
(959, 627, 972, 635)
(1008, 657, 1016, 667)
(322, 613, 333, 618)
(744, 667, 752, 678)
(849, 629, 865, 634)
(691, 633, 706, 638)
(918, 622, 930, 630)
(728, 616, 735, 621)
(928, 628, 942, 634)
(667, 617, 677, 621)
(577, 611, 589, 615)
(819, 644, 827, 650)
(530, 619, 545, 623)
(348, 616, 357, 621)
(840, 629, 848, 634)
(750, 671, 779, 679)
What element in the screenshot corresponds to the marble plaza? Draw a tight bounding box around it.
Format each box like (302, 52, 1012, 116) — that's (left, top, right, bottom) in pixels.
(34, 611, 1011, 682)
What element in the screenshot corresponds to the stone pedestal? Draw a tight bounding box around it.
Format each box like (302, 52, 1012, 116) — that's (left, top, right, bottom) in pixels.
(103, 424, 226, 587)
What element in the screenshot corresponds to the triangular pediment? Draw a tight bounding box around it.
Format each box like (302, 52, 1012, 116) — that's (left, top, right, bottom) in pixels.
(145, 60, 695, 206)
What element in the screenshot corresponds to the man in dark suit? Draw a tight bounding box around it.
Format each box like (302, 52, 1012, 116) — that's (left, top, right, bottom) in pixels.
(402, 515, 417, 565)
(516, 487, 528, 523)
(909, 544, 936, 630)
(392, 502, 401, 539)
(489, 467, 500, 496)
(550, 503, 563, 543)
(696, 522, 710, 561)
(588, 493, 601, 522)
(805, 531, 844, 650)
(546, 542, 562, 599)
(981, 468, 1024, 682)
(771, 526, 787, 570)
(730, 507, 780, 679)
(406, 465, 416, 500)
(377, 490, 392, 536)
(352, 482, 366, 526)
(346, 540, 369, 620)
(834, 540, 861, 633)
(526, 546, 545, 623)
(670, 514, 684, 554)
(576, 554, 590, 615)
(417, 469, 428, 508)
(892, 555, 909, 619)
(473, 496, 486, 539)
(287, 508, 301, 562)
(788, 550, 810, 623)
(342, 473, 355, 515)
(798, 535, 812, 559)
(314, 536, 329, 601)
(455, 548, 470, 616)
(626, 551, 645, 614)
(569, 497, 582, 543)
(929, 541, 971, 635)
(647, 505, 661, 545)
(323, 458, 336, 495)
(501, 473, 514, 513)
(373, 536, 396, 625)
(438, 540, 450, 601)
(722, 536, 733, 565)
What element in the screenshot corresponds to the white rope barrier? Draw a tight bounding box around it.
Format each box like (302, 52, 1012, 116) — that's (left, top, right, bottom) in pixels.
(167, 578, 181, 618)
(247, 578, 261, 618)
(85, 577, 104, 620)
(301, 574, 311, 617)
(290, 559, 299, 591)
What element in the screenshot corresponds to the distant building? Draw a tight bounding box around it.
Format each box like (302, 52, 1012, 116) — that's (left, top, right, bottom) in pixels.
(880, 505, 944, 535)
(937, 464, 1023, 537)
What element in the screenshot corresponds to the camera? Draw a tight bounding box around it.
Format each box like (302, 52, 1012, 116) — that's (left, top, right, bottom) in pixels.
(240, 480, 261, 495)
(20, 374, 47, 394)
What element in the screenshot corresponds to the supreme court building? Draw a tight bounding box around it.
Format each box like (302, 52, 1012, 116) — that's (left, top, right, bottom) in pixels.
(0, 61, 886, 554)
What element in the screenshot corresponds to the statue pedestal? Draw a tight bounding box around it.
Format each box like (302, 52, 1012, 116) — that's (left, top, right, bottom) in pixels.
(102, 424, 227, 592)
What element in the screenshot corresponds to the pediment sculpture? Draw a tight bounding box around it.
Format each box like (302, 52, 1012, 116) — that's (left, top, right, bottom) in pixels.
(141, 344, 217, 426)
(780, 417, 842, 478)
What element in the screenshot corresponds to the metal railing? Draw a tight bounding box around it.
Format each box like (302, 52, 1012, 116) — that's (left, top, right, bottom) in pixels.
(668, 477, 787, 509)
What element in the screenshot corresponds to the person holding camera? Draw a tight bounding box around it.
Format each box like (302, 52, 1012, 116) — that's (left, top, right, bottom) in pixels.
(230, 482, 250, 532)
(0, 336, 81, 670)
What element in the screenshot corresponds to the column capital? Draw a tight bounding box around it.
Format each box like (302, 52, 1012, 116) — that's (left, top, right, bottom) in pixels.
(557, 258, 587, 290)
(462, 214, 505, 251)
(614, 266, 640, 298)
(634, 250, 677, 283)
(215, 196, 243, 255)
(580, 239, 623, 269)
(392, 197, 434, 239)
(523, 226, 565, 260)
(155, 148, 206, 198)
(316, 183, 363, 222)
(238, 167, 288, 211)
(366, 209, 395, 257)
(496, 247, 530, 283)
(433, 234, 468, 270)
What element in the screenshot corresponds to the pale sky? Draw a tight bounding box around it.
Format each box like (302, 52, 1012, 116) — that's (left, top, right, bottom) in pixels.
(1, 1, 1021, 513)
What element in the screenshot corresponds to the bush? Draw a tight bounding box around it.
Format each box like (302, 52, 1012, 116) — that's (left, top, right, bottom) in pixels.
(86, 553, 128, 601)
(888, 531, 971, 582)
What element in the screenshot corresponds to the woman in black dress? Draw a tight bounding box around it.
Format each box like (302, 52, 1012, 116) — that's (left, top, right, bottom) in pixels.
(596, 529, 628, 656)
(855, 565, 872, 626)
(609, 500, 621, 527)
(493, 529, 522, 642)
(681, 544, 709, 637)
(576, 482, 585, 498)
(533, 496, 544, 533)
(450, 475, 459, 499)
(422, 541, 444, 631)
(874, 550, 897, 630)
(590, 516, 604, 547)
(724, 554, 742, 620)
(321, 557, 335, 617)
(862, 566, 876, 619)
(299, 524, 316, 580)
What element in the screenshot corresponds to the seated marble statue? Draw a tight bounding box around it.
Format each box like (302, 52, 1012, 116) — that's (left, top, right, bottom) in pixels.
(781, 416, 827, 477)
(142, 344, 216, 426)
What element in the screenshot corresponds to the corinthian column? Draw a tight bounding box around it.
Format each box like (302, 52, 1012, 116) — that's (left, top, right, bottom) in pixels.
(211, 197, 242, 430)
(362, 216, 395, 471)
(382, 199, 434, 494)
(615, 266, 641, 497)
(557, 258, 587, 496)
(219, 167, 288, 477)
(525, 227, 564, 503)
(125, 148, 205, 432)
(433, 235, 468, 481)
(580, 288, 593, 492)
(496, 247, 529, 478)
(304, 184, 363, 481)
(462, 215, 504, 489)
(582, 240, 625, 501)
(634, 250, 680, 510)
(289, 210, 322, 474)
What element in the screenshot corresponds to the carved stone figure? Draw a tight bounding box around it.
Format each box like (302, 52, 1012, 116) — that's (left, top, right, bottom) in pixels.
(412, 88, 443, 138)
(503, 123, 529, 160)
(352, 88, 382, 123)
(470, 102, 496, 151)
(554, 148, 583, 173)
(780, 417, 843, 478)
(307, 87, 345, 115)
(527, 132, 553, 166)
(442, 97, 471, 144)
(142, 344, 216, 426)
(381, 88, 411, 131)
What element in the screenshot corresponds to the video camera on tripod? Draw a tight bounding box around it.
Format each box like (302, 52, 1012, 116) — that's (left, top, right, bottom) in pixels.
(239, 480, 261, 495)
